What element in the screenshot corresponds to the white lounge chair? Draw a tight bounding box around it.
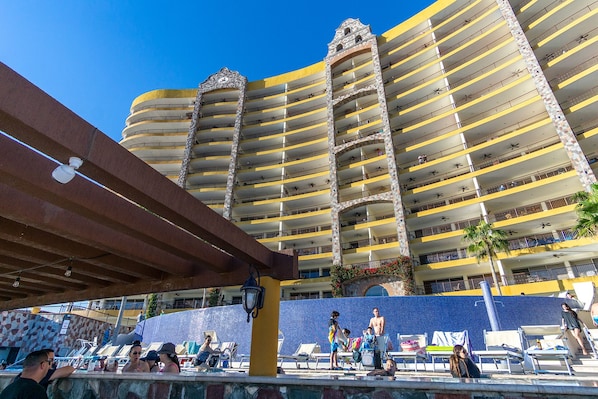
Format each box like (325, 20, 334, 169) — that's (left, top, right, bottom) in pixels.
(95, 344, 122, 358)
(473, 330, 525, 374)
(428, 330, 471, 371)
(388, 333, 428, 371)
(238, 331, 284, 368)
(583, 327, 598, 359)
(277, 343, 320, 369)
(520, 325, 574, 375)
(216, 341, 238, 368)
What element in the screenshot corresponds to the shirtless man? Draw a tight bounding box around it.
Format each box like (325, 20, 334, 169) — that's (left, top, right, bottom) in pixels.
(369, 307, 385, 336)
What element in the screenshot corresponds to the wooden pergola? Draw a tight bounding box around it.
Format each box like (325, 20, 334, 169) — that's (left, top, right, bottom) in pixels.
(0, 62, 298, 311)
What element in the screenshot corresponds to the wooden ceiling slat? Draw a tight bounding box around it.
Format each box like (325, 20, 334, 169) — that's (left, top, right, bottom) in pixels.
(0, 183, 186, 279)
(0, 240, 138, 284)
(0, 62, 297, 310)
(0, 134, 244, 273)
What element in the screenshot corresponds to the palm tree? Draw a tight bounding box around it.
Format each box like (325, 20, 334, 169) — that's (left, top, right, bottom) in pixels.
(572, 183, 598, 238)
(463, 220, 510, 296)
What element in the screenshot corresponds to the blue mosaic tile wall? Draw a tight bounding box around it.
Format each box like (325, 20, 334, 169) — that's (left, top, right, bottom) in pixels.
(139, 296, 568, 355)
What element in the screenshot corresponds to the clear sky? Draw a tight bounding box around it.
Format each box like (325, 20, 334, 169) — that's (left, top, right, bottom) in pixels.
(2, 1, 436, 143)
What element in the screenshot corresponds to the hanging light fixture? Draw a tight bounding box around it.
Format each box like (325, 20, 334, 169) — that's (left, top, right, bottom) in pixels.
(240, 265, 265, 322)
(12, 275, 20, 288)
(64, 266, 72, 277)
(52, 157, 83, 184)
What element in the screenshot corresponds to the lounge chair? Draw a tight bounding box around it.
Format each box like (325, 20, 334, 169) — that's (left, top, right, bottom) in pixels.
(216, 341, 237, 368)
(428, 330, 471, 371)
(520, 325, 574, 375)
(312, 349, 355, 369)
(238, 331, 284, 368)
(115, 344, 132, 359)
(583, 327, 598, 358)
(277, 343, 320, 369)
(388, 333, 428, 371)
(472, 330, 525, 374)
(95, 344, 122, 358)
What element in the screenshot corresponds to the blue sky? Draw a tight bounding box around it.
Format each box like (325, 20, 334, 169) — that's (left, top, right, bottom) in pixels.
(2, 1, 435, 143)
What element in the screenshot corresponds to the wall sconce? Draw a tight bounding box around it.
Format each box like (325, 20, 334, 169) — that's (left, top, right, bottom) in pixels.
(12, 275, 20, 288)
(65, 266, 72, 277)
(52, 157, 83, 184)
(240, 265, 265, 323)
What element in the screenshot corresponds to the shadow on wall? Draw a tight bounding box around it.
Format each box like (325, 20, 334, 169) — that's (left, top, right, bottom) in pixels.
(138, 296, 568, 355)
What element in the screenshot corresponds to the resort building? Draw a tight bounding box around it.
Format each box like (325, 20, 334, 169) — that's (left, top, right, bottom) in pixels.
(119, 0, 598, 304)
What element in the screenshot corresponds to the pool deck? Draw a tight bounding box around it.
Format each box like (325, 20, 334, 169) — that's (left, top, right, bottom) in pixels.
(275, 355, 598, 380)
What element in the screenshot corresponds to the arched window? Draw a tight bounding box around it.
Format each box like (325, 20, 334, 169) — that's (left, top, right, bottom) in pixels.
(355, 35, 362, 43)
(336, 44, 343, 52)
(365, 285, 389, 297)
(344, 28, 351, 35)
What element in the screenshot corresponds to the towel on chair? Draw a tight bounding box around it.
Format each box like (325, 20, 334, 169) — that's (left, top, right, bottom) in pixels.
(432, 330, 472, 352)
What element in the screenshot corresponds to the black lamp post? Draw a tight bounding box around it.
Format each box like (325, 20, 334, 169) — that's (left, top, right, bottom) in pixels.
(240, 265, 265, 322)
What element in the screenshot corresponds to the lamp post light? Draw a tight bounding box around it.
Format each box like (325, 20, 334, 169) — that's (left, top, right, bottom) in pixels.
(240, 265, 265, 322)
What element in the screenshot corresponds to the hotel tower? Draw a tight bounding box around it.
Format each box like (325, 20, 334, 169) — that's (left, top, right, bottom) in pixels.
(121, 0, 598, 304)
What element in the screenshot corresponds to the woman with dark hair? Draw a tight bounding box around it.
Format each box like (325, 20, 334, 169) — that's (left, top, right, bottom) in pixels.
(449, 344, 480, 379)
(141, 350, 160, 372)
(561, 302, 588, 355)
(122, 341, 150, 373)
(157, 342, 180, 373)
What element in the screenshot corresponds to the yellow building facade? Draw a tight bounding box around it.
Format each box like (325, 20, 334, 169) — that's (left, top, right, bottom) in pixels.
(121, 0, 598, 302)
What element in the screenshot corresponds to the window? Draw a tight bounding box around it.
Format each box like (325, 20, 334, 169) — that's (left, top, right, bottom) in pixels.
(512, 264, 572, 283)
(103, 299, 144, 310)
(344, 28, 351, 35)
(173, 298, 202, 309)
(290, 291, 322, 300)
(299, 269, 320, 279)
(355, 35, 362, 43)
(336, 44, 343, 52)
(365, 285, 389, 297)
(468, 274, 492, 289)
(423, 278, 464, 294)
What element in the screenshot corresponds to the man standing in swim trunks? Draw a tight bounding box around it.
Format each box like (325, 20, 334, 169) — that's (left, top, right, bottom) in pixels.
(369, 307, 385, 336)
(369, 307, 387, 369)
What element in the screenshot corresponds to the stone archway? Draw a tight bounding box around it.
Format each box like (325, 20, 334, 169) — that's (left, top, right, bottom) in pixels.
(343, 275, 409, 297)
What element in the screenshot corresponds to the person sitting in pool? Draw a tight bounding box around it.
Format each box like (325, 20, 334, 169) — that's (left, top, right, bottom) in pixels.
(449, 344, 480, 379)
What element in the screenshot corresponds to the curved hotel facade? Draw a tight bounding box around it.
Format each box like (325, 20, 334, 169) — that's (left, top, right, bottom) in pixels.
(120, 0, 598, 303)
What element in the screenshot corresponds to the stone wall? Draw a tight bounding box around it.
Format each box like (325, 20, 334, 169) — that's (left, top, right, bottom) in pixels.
(0, 311, 122, 361)
(343, 275, 406, 296)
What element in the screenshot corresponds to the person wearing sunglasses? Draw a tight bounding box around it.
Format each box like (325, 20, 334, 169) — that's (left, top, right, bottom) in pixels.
(122, 341, 149, 373)
(13, 348, 76, 389)
(0, 350, 51, 399)
(449, 344, 480, 379)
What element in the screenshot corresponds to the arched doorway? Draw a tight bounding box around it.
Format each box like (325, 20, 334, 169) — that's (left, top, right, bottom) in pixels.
(365, 285, 389, 297)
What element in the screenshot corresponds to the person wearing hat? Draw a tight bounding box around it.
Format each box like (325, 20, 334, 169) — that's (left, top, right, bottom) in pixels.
(141, 350, 160, 373)
(157, 343, 180, 373)
(122, 341, 150, 373)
